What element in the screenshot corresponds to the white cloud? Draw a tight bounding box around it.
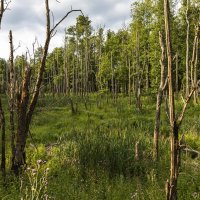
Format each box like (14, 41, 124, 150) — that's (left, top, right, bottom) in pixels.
(0, 0, 133, 59)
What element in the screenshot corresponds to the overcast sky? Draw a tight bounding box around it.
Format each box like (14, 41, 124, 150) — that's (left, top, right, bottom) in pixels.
(0, 0, 132, 59)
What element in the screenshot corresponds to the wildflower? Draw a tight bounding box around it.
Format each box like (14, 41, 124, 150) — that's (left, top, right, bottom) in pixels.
(37, 159, 43, 164)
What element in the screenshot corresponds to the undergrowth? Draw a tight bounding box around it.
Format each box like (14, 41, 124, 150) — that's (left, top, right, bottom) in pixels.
(0, 95, 199, 199)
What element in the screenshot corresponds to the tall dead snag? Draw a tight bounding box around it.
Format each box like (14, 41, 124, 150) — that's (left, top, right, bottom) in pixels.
(11, 0, 82, 174)
(153, 31, 167, 161)
(0, 0, 4, 28)
(0, 0, 11, 28)
(164, 0, 178, 198)
(185, 0, 190, 97)
(164, 1, 195, 199)
(0, 0, 10, 178)
(190, 18, 200, 104)
(8, 30, 16, 167)
(0, 97, 5, 177)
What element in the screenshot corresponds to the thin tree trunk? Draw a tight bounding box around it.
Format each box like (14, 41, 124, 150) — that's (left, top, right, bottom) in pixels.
(175, 53, 179, 93)
(193, 37, 198, 103)
(0, 0, 4, 28)
(128, 58, 131, 105)
(185, 0, 190, 97)
(135, 31, 142, 111)
(190, 20, 200, 104)
(153, 31, 166, 161)
(8, 30, 16, 167)
(10, 0, 82, 173)
(111, 52, 114, 101)
(0, 97, 5, 177)
(164, 1, 178, 199)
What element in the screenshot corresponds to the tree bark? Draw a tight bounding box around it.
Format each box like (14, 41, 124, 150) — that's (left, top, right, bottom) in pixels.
(128, 58, 132, 105)
(164, 0, 178, 199)
(11, 0, 82, 173)
(190, 20, 200, 104)
(0, 0, 4, 28)
(0, 97, 5, 177)
(175, 53, 178, 93)
(8, 30, 16, 168)
(153, 31, 167, 161)
(185, 0, 190, 97)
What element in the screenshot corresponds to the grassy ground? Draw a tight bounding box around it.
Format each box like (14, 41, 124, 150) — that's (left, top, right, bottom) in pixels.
(0, 94, 200, 199)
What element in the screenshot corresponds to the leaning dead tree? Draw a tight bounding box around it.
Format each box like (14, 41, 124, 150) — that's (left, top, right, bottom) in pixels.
(10, 0, 82, 174)
(0, 0, 4, 27)
(153, 31, 167, 161)
(0, 0, 11, 28)
(0, 0, 11, 177)
(164, 1, 196, 199)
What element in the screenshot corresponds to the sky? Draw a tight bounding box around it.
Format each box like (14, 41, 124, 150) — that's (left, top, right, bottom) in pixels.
(0, 0, 132, 59)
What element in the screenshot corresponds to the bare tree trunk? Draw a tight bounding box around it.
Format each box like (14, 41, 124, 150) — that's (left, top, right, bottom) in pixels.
(175, 53, 179, 93)
(81, 50, 83, 97)
(135, 31, 142, 111)
(0, 97, 5, 177)
(13, 66, 31, 172)
(64, 34, 69, 96)
(153, 31, 167, 161)
(193, 37, 198, 103)
(0, 0, 4, 28)
(164, 1, 178, 199)
(190, 20, 200, 104)
(11, 0, 82, 173)
(185, 0, 190, 97)
(128, 58, 132, 105)
(164, 1, 194, 199)
(111, 52, 114, 101)
(8, 30, 16, 167)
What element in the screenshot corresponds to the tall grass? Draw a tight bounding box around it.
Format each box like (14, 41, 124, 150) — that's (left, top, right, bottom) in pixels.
(0, 95, 200, 199)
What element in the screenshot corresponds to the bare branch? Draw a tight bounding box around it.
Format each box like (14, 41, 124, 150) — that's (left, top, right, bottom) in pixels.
(4, 0, 11, 11)
(0, 0, 11, 28)
(177, 88, 195, 127)
(183, 147, 200, 157)
(50, 8, 83, 34)
(13, 42, 21, 52)
(0, 0, 5, 28)
(51, 10, 55, 29)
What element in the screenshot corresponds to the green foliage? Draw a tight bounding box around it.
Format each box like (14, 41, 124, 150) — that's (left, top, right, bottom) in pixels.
(1, 94, 199, 199)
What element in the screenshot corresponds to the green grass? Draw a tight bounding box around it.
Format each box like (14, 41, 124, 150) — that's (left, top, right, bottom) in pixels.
(0, 94, 200, 199)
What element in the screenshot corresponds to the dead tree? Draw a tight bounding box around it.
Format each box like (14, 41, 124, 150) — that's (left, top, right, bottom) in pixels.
(185, 0, 190, 97)
(11, 0, 82, 174)
(164, 1, 195, 199)
(190, 18, 200, 104)
(0, 97, 5, 177)
(153, 31, 167, 161)
(0, 0, 11, 178)
(0, 0, 11, 28)
(0, 0, 4, 27)
(8, 30, 16, 167)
